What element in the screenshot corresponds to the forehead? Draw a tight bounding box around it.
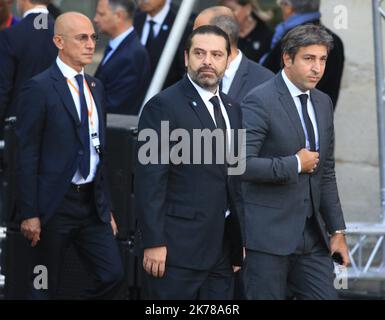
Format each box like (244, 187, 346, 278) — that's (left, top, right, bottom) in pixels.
(190, 33, 227, 52)
(67, 18, 95, 34)
(297, 44, 328, 56)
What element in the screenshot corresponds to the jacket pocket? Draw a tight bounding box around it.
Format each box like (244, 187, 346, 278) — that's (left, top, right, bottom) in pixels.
(165, 203, 197, 220)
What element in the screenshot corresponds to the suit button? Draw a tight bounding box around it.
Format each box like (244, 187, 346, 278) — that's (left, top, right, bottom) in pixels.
(78, 150, 84, 156)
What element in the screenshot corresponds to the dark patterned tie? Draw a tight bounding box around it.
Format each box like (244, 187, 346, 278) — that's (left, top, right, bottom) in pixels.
(75, 74, 90, 179)
(298, 94, 316, 151)
(102, 45, 112, 65)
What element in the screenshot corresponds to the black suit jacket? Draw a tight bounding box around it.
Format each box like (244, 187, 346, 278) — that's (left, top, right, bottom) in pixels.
(95, 30, 151, 115)
(241, 73, 346, 255)
(227, 54, 274, 103)
(16, 63, 111, 225)
(135, 76, 243, 270)
(134, 7, 190, 88)
(0, 13, 57, 126)
(262, 21, 344, 108)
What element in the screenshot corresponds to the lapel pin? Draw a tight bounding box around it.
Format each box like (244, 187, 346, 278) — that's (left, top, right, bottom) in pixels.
(91, 82, 96, 87)
(192, 101, 198, 107)
(162, 24, 169, 31)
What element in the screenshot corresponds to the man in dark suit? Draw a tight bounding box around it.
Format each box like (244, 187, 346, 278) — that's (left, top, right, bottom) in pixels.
(94, 0, 150, 115)
(134, 0, 188, 88)
(241, 24, 349, 300)
(261, 0, 344, 109)
(193, 6, 273, 104)
(0, 0, 57, 131)
(135, 25, 244, 299)
(17, 12, 123, 299)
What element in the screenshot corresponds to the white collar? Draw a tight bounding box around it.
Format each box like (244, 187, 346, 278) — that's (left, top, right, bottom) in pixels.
(145, 2, 170, 26)
(109, 27, 134, 50)
(281, 69, 310, 99)
(23, 6, 49, 18)
(56, 56, 84, 80)
(225, 50, 243, 79)
(187, 74, 220, 104)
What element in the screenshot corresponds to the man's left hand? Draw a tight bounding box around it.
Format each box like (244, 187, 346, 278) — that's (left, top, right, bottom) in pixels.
(110, 213, 118, 236)
(330, 233, 350, 267)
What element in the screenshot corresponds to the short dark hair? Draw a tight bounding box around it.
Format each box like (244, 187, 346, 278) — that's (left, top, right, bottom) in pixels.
(108, 0, 136, 18)
(185, 25, 231, 57)
(282, 24, 334, 62)
(30, 0, 51, 5)
(210, 14, 239, 47)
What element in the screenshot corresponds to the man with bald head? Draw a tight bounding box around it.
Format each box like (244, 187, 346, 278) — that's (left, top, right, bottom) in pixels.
(16, 12, 124, 299)
(193, 6, 273, 103)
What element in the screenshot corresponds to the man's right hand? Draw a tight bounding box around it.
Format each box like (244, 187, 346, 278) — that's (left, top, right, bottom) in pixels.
(20, 217, 41, 247)
(143, 246, 167, 278)
(297, 148, 319, 174)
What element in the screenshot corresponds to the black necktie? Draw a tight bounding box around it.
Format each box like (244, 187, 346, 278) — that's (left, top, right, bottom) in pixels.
(102, 45, 112, 65)
(209, 96, 226, 131)
(146, 20, 156, 49)
(75, 74, 90, 180)
(298, 94, 316, 152)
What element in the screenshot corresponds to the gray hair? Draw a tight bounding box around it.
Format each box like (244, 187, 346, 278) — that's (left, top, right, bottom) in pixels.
(277, 0, 320, 14)
(108, 0, 136, 18)
(282, 24, 334, 62)
(210, 14, 240, 47)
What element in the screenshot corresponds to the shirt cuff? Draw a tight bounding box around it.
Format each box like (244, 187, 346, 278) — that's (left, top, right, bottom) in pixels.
(295, 154, 301, 173)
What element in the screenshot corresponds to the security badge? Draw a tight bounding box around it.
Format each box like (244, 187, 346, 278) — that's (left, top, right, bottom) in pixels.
(91, 132, 101, 154)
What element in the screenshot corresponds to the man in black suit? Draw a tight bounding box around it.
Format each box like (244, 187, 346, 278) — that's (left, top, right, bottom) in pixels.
(0, 0, 57, 131)
(261, 0, 344, 109)
(135, 25, 243, 299)
(94, 0, 150, 115)
(134, 0, 188, 88)
(241, 24, 349, 300)
(17, 12, 123, 299)
(193, 6, 273, 104)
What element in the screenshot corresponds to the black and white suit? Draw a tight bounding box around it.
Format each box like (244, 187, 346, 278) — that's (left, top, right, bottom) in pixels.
(16, 62, 123, 299)
(241, 73, 346, 299)
(135, 75, 243, 299)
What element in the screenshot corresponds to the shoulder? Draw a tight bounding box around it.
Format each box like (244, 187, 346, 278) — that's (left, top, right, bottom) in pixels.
(246, 58, 275, 79)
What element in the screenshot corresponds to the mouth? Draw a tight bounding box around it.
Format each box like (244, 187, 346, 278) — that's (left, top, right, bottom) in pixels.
(308, 76, 320, 82)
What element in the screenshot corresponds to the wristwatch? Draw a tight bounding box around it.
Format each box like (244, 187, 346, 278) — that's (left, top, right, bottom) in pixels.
(333, 229, 346, 235)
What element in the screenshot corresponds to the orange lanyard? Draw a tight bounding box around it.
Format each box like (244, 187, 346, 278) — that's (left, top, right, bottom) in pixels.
(67, 78, 95, 126)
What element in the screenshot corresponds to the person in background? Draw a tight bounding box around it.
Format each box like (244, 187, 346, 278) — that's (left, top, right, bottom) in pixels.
(220, 0, 273, 63)
(0, 0, 20, 29)
(94, 0, 150, 114)
(47, 0, 61, 19)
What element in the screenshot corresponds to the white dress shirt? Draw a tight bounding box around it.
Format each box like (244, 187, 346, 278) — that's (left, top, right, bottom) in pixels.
(140, 2, 171, 46)
(23, 6, 49, 18)
(102, 26, 134, 65)
(222, 50, 243, 94)
(56, 57, 100, 184)
(281, 69, 319, 173)
(187, 74, 232, 148)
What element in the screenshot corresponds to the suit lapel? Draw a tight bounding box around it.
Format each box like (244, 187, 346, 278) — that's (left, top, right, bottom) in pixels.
(181, 76, 216, 130)
(154, 9, 174, 50)
(276, 74, 306, 149)
(227, 55, 248, 99)
(310, 91, 324, 157)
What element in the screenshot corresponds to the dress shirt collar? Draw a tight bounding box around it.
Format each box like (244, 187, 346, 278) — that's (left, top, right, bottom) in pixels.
(225, 50, 242, 80)
(145, 1, 170, 26)
(23, 6, 49, 18)
(187, 74, 221, 105)
(281, 69, 310, 99)
(109, 26, 134, 51)
(56, 56, 84, 80)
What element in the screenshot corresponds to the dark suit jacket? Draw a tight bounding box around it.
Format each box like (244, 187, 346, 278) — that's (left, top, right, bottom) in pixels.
(0, 13, 57, 126)
(94, 30, 151, 115)
(135, 76, 243, 270)
(134, 7, 190, 89)
(227, 54, 274, 103)
(241, 73, 346, 255)
(262, 21, 344, 108)
(16, 63, 111, 225)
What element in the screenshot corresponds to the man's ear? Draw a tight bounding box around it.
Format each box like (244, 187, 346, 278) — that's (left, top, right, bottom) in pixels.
(184, 50, 188, 68)
(53, 35, 64, 50)
(282, 52, 292, 68)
